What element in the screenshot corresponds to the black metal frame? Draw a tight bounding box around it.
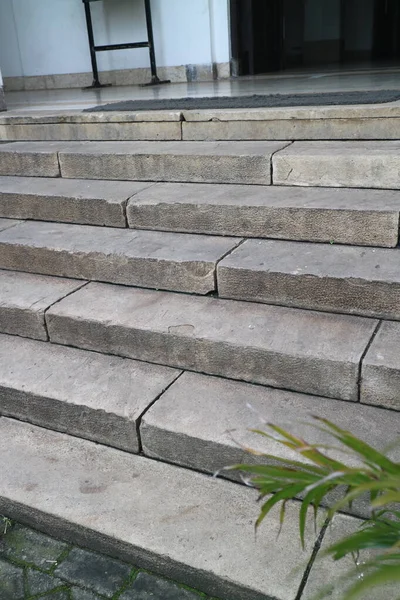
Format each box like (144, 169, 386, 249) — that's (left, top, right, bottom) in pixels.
(82, 0, 170, 88)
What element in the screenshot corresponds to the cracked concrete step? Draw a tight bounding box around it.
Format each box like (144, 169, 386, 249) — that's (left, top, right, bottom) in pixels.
(0, 176, 155, 227)
(218, 239, 400, 319)
(0, 220, 238, 295)
(0, 417, 329, 600)
(127, 183, 400, 248)
(46, 282, 378, 401)
(0, 269, 84, 340)
(0, 333, 180, 452)
(361, 321, 400, 411)
(273, 141, 400, 189)
(0, 218, 22, 233)
(0, 140, 288, 185)
(141, 371, 400, 516)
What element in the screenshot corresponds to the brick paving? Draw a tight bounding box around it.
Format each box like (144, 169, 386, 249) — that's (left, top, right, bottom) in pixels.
(0, 517, 217, 600)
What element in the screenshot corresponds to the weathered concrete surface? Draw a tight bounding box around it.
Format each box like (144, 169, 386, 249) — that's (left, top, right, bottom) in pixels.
(141, 371, 400, 482)
(273, 141, 400, 189)
(218, 239, 400, 319)
(0, 418, 323, 600)
(0, 121, 181, 142)
(0, 111, 182, 125)
(0, 269, 84, 340)
(46, 283, 377, 401)
(0, 334, 179, 452)
(58, 141, 289, 185)
(0, 87, 5, 112)
(182, 117, 400, 141)
(0, 141, 62, 177)
(303, 513, 400, 600)
(127, 183, 400, 247)
(0, 218, 21, 232)
(0, 221, 238, 294)
(0, 177, 154, 227)
(361, 321, 400, 411)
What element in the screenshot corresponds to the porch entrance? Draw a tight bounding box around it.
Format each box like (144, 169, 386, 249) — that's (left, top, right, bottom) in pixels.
(230, 0, 400, 75)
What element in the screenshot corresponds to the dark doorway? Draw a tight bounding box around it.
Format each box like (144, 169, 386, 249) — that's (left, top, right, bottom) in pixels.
(230, 0, 400, 75)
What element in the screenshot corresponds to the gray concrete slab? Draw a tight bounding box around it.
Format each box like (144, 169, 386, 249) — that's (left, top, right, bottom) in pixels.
(0, 111, 183, 125)
(127, 183, 400, 247)
(0, 418, 324, 600)
(0, 177, 154, 227)
(361, 321, 400, 411)
(0, 218, 21, 232)
(273, 141, 400, 189)
(141, 371, 400, 476)
(0, 221, 238, 294)
(0, 141, 62, 177)
(0, 334, 179, 452)
(218, 239, 400, 319)
(46, 283, 378, 401)
(0, 122, 182, 142)
(58, 141, 289, 185)
(0, 269, 84, 340)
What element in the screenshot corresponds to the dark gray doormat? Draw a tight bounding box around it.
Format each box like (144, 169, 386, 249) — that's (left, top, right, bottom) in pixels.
(84, 90, 400, 112)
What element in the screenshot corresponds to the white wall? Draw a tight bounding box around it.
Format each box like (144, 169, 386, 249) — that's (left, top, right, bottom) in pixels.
(0, 0, 230, 78)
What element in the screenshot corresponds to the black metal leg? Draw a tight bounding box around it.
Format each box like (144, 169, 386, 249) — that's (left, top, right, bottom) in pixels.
(142, 0, 170, 86)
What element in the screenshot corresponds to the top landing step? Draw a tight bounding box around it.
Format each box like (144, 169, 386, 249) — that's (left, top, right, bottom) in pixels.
(2, 102, 400, 141)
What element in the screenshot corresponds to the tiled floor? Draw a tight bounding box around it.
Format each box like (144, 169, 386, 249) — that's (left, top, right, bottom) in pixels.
(4, 66, 400, 112)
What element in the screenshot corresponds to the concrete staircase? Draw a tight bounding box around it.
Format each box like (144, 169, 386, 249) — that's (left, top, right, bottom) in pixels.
(1, 109, 400, 600)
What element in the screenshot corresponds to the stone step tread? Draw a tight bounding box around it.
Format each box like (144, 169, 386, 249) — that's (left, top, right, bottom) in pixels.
(0, 220, 238, 295)
(0, 218, 21, 232)
(273, 141, 400, 189)
(45, 281, 378, 401)
(0, 269, 85, 340)
(0, 333, 180, 453)
(218, 239, 400, 319)
(141, 371, 400, 514)
(0, 140, 289, 185)
(127, 183, 400, 247)
(0, 417, 359, 600)
(0, 176, 155, 227)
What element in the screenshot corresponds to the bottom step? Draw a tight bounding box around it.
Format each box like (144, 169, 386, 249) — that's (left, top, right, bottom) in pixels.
(0, 418, 362, 600)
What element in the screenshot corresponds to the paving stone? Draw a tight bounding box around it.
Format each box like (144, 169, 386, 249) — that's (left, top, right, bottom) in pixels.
(217, 239, 400, 319)
(0, 523, 68, 570)
(0, 269, 84, 340)
(38, 591, 70, 600)
(46, 282, 377, 401)
(0, 121, 181, 142)
(55, 547, 131, 598)
(273, 141, 400, 189)
(303, 513, 400, 600)
(0, 141, 61, 177)
(127, 182, 400, 247)
(0, 418, 324, 600)
(141, 371, 400, 478)
(0, 558, 24, 599)
(57, 140, 288, 185)
(361, 321, 400, 410)
(0, 220, 237, 294)
(70, 588, 103, 600)
(0, 333, 179, 452)
(0, 177, 154, 227)
(0, 218, 21, 232)
(27, 569, 65, 596)
(121, 572, 201, 600)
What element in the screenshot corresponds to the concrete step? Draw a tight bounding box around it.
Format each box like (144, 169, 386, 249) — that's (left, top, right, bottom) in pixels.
(273, 141, 400, 189)
(0, 417, 358, 600)
(45, 282, 378, 401)
(127, 182, 400, 248)
(0, 220, 238, 295)
(0, 333, 179, 452)
(0, 176, 155, 227)
(218, 239, 400, 319)
(0, 140, 289, 185)
(361, 321, 400, 411)
(0, 269, 85, 340)
(141, 371, 400, 516)
(0, 218, 21, 233)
